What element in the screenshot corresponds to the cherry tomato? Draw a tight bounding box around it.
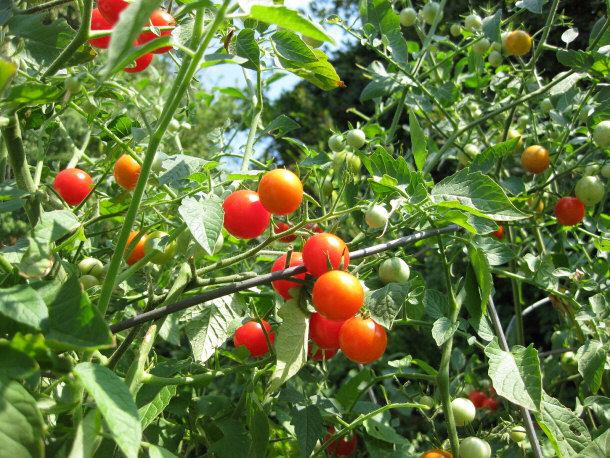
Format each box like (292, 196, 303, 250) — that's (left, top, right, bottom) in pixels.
(421, 450, 453, 458)
(339, 317, 387, 364)
(97, 0, 129, 23)
(302, 233, 349, 277)
(78, 257, 104, 279)
(593, 120, 610, 148)
(53, 168, 94, 205)
(89, 8, 113, 49)
(509, 426, 527, 442)
(114, 154, 141, 190)
(492, 222, 504, 239)
(312, 271, 364, 321)
(419, 395, 435, 409)
(274, 221, 298, 243)
(378, 257, 410, 284)
(399, 7, 417, 27)
(554, 196, 585, 226)
(506, 30, 532, 56)
(450, 398, 475, 426)
(328, 134, 346, 152)
(271, 252, 307, 299)
(468, 390, 487, 409)
(365, 205, 388, 228)
(137, 10, 175, 54)
(144, 231, 177, 265)
(324, 426, 357, 457)
(332, 151, 361, 174)
(80, 274, 100, 290)
(233, 320, 274, 358)
(481, 397, 498, 412)
(422, 1, 441, 25)
(309, 312, 345, 349)
(223, 190, 270, 239)
(459, 437, 491, 458)
(123, 46, 153, 73)
(521, 145, 549, 174)
(257, 169, 303, 216)
(124, 231, 148, 265)
(308, 344, 338, 361)
(575, 176, 605, 206)
(346, 129, 366, 149)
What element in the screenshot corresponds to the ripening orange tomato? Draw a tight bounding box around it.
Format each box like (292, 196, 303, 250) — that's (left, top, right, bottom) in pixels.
(312, 271, 364, 321)
(124, 231, 148, 265)
(257, 169, 303, 216)
(506, 30, 532, 56)
(521, 145, 549, 174)
(114, 155, 141, 190)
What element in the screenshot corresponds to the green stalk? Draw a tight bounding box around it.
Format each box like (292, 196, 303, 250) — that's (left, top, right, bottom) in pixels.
(240, 69, 263, 172)
(0, 139, 6, 183)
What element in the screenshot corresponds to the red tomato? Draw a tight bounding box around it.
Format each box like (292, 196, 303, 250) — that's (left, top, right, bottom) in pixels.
(554, 196, 585, 226)
(302, 233, 350, 277)
(89, 8, 113, 49)
(97, 0, 129, 24)
(492, 222, 504, 239)
(123, 45, 153, 73)
(339, 317, 387, 364)
(271, 252, 306, 299)
(274, 221, 298, 243)
(223, 190, 270, 239)
(53, 168, 93, 206)
(312, 271, 363, 321)
(137, 10, 175, 54)
(324, 426, 357, 456)
(233, 320, 274, 357)
(305, 223, 324, 234)
(468, 390, 487, 409)
(257, 169, 303, 216)
(481, 397, 498, 412)
(114, 155, 141, 190)
(308, 344, 338, 361)
(309, 312, 345, 349)
(124, 231, 148, 265)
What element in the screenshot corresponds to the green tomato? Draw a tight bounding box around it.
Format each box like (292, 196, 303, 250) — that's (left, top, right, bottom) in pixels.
(593, 120, 610, 148)
(78, 257, 105, 279)
(399, 7, 417, 27)
(332, 152, 361, 174)
(346, 129, 366, 149)
(302, 35, 323, 48)
(518, 115, 528, 130)
(601, 163, 610, 178)
(421, 1, 441, 25)
(560, 350, 578, 373)
(365, 205, 389, 228)
(450, 398, 476, 426)
(501, 31, 510, 55)
(584, 164, 600, 176)
(80, 100, 98, 115)
(472, 38, 490, 55)
(457, 144, 480, 165)
(144, 231, 177, 265)
(540, 99, 553, 113)
(488, 51, 502, 67)
(328, 134, 346, 153)
(464, 14, 482, 31)
(491, 41, 502, 52)
(419, 395, 435, 409)
(151, 153, 164, 174)
(575, 176, 605, 206)
(459, 437, 491, 458)
(167, 119, 181, 134)
(510, 426, 527, 442)
(322, 177, 334, 197)
(379, 257, 410, 284)
(450, 24, 462, 36)
(80, 274, 100, 290)
(65, 76, 82, 93)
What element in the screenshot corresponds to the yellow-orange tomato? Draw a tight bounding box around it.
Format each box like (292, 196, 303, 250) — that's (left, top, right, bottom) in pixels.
(421, 450, 453, 458)
(125, 231, 148, 265)
(506, 30, 532, 56)
(521, 145, 550, 174)
(114, 155, 141, 190)
(257, 169, 303, 216)
(312, 271, 363, 321)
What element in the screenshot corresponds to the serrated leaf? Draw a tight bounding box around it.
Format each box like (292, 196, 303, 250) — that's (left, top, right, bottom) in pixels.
(367, 283, 407, 329)
(481, 9, 501, 42)
(573, 429, 610, 458)
(159, 154, 209, 187)
(290, 405, 326, 458)
(34, 210, 80, 243)
(576, 340, 606, 393)
(363, 0, 409, 64)
(267, 299, 307, 393)
(277, 48, 344, 91)
(471, 237, 515, 266)
(584, 396, 610, 430)
(485, 339, 542, 412)
(431, 317, 458, 346)
(178, 194, 224, 256)
(138, 385, 177, 430)
(235, 28, 260, 70)
(409, 110, 427, 172)
(271, 30, 317, 63)
(469, 138, 519, 174)
(74, 362, 141, 458)
(0, 284, 48, 332)
(436, 209, 498, 235)
(249, 6, 334, 44)
(515, 0, 543, 14)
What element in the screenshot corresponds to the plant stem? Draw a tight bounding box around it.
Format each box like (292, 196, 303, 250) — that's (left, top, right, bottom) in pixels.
(16, 0, 74, 14)
(240, 70, 263, 172)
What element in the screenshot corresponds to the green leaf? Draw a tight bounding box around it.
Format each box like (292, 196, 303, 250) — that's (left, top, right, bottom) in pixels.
(436, 209, 498, 235)
(99, 115, 138, 141)
(235, 28, 260, 71)
(584, 396, 610, 430)
(0, 377, 45, 458)
(74, 362, 142, 458)
(267, 299, 308, 393)
(248, 6, 334, 44)
(515, 0, 543, 14)
(468, 244, 492, 312)
(576, 340, 606, 393)
(367, 283, 407, 329)
(0, 59, 16, 94)
(363, 0, 409, 64)
(536, 392, 590, 457)
(277, 48, 344, 91)
(138, 385, 177, 430)
(178, 194, 224, 257)
(0, 342, 39, 378)
(0, 180, 30, 200)
(271, 31, 318, 63)
(461, 266, 494, 342)
(481, 9, 502, 42)
(423, 289, 449, 319)
(557, 50, 594, 72)
(209, 418, 252, 458)
(336, 368, 372, 409)
(573, 429, 610, 458)
(68, 409, 102, 458)
(485, 339, 542, 412)
(409, 110, 427, 172)
(148, 444, 178, 458)
(4, 83, 62, 105)
(19, 237, 53, 279)
(431, 317, 459, 346)
(34, 210, 80, 244)
(360, 69, 405, 101)
(247, 397, 270, 458)
(259, 114, 300, 138)
(469, 138, 519, 174)
(431, 169, 527, 221)
(290, 405, 326, 458)
(159, 154, 209, 187)
(590, 17, 610, 49)
(0, 284, 48, 332)
(471, 237, 515, 266)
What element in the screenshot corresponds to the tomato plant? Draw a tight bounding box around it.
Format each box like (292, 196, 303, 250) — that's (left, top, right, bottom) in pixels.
(459, 437, 491, 458)
(137, 10, 175, 54)
(309, 312, 345, 349)
(53, 168, 93, 205)
(144, 231, 177, 265)
(510, 426, 527, 442)
(339, 317, 387, 364)
(521, 145, 550, 174)
(257, 169, 303, 216)
(222, 190, 270, 239)
(113, 155, 141, 190)
(89, 8, 113, 49)
(124, 231, 148, 265)
(324, 427, 357, 456)
(312, 270, 364, 321)
(270, 252, 307, 299)
(302, 232, 350, 277)
(554, 196, 585, 226)
(233, 320, 274, 358)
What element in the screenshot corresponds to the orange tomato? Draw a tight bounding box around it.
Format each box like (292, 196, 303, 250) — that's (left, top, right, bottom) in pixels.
(114, 155, 141, 190)
(506, 30, 532, 56)
(521, 145, 549, 174)
(125, 231, 148, 265)
(257, 169, 303, 216)
(421, 450, 453, 458)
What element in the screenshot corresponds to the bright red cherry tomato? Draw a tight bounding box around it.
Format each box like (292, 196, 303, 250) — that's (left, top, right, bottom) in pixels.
(114, 155, 141, 190)
(468, 390, 487, 409)
(324, 426, 357, 456)
(257, 169, 303, 216)
(481, 397, 498, 412)
(137, 10, 175, 54)
(339, 317, 387, 364)
(492, 222, 504, 239)
(274, 221, 298, 243)
(53, 168, 93, 205)
(271, 252, 307, 299)
(124, 231, 148, 265)
(309, 312, 345, 349)
(123, 45, 153, 73)
(97, 0, 129, 24)
(554, 196, 585, 226)
(223, 190, 270, 239)
(233, 320, 274, 357)
(312, 271, 363, 321)
(308, 344, 338, 361)
(302, 233, 350, 277)
(89, 8, 113, 49)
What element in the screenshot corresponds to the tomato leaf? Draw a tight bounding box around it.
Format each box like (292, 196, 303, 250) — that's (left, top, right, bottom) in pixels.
(431, 317, 459, 346)
(68, 409, 102, 458)
(209, 418, 252, 457)
(271, 31, 318, 63)
(276, 49, 344, 91)
(248, 6, 334, 44)
(0, 343, 39, 378)
(515, 0, 543, 14)
(362, 0, 410, 65)
(468, 244, 492, 312)
(481, 9, 502, 42)
(367, 283, 408, 329)
(290, 405, 326, 458)
(409, 110, 427, 172)
(235, 29, 260, 71)
(461, 265, 495, 342)
(178, 194, 224, 256)
(469, 138, 519, 174)
(0, 284, 48, 333)
(576, 340, 607, 394)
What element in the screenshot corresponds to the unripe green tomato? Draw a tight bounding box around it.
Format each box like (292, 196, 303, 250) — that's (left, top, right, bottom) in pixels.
(491, 41, 502, 52)
(518, 115, 528, 130)
(346, 129, 366, 149)
(365, 205, 389, 228)
(561, 351, 578, 372)
(584, 164, 599, 176)
(457, 144, 480, 165)
(421, 1, 441, 25)
(488, 50, 502, 67)
(182, 122, 192, 130)
(540, 99, 553, 113)
(322, 177, 333, 197)
(80, 274, 100, 290)
(450, 398, 476, 426)
(80, 100, 98, 115)
(501, 31, 510, 55)
(167, 119, 181, 133)
(399, 7, 417, 27)
(575, 176, 605, 206)
(472, 38, 490, 55)
(65, 76, 82, 93)
(510, 426, 527, 442)
(450, 24, 462, 36)
(379, 257, 410, 284)
(464, 14, 482, 31)
(419, 395, 435, 409)
(601, 163, 610, 178)
(332, 152, 361, 174)
(78, 257, 105, 279)
(151, 153, 164, 174)
(459, 437, 491, 458)
(302, 35, 323, 48)
(579, 104, 593, 124)
(593, 120, 610, 148)
(144, 231, 177, 265)
(328, 134, 346, 152)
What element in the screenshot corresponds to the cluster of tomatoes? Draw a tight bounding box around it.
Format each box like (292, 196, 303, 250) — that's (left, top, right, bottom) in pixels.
(88, 0, 175, 73)
(468, 388, 498, 412)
